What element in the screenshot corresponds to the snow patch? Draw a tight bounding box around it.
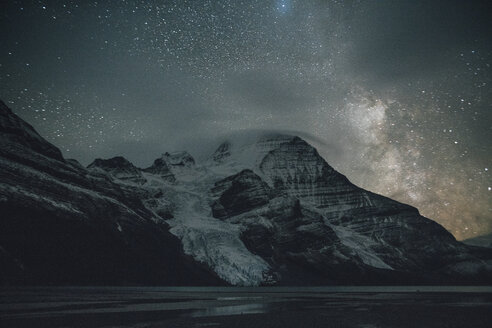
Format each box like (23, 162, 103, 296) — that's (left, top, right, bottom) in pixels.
(329, 223, 393, 270)
(141, 166, 270, 286)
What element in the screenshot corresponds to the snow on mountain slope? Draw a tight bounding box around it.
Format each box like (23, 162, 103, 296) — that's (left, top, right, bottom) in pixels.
(86, 131, 491, 285)
(140, 162, 271, 285)
(328, 223, 393, 270)
(0, 101, 224, 286)
(209, 136, 458, 267)
(4, 96, 490, 286)
(127, 136, 315, 285)
(207, 134, 297, 177)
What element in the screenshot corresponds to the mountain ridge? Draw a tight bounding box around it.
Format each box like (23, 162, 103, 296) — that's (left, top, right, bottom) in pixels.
(0, 101, 224, 286)
(1, 101, 491, 286)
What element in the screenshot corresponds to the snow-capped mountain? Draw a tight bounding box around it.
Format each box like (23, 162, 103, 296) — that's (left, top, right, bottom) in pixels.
(142, 157, 176, 182)
(1, 100, 491, 285)
(0, 100, 223, 285)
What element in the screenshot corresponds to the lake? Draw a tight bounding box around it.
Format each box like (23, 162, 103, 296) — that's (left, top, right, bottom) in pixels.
(1, 286, 492, 327)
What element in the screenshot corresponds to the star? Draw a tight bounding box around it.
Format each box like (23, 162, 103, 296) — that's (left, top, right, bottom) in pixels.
(0, 0, 490, 240)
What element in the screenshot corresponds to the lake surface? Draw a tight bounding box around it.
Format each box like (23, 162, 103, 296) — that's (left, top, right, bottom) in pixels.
(1, 286, 492, 327)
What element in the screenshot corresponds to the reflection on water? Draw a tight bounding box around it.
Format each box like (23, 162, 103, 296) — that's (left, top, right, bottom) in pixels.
(191, 303, 269, 317)
(216, 296, 264, 301)
(1, 286, 492, 327)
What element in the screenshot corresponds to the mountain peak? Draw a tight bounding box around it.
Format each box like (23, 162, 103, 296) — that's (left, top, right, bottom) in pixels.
(212, 141, 232, 162)
(88, 156, 136, 170)
(207, 132, 307, 172)
(162, 151, 195, 168)
(87, 156, 145, 183)
(144, 157, 176, 182)
(0, 100, 64, 161)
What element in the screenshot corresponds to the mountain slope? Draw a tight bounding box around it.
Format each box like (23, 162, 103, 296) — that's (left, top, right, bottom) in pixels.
(195, 135, 492, 284)
(0, 100, 223, 286)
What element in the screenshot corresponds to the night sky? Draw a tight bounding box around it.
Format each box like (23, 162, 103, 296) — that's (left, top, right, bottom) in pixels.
(1, 0, 491, 240)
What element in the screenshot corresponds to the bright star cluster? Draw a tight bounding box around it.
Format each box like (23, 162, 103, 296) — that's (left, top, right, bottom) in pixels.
(0, 0, 491, 240)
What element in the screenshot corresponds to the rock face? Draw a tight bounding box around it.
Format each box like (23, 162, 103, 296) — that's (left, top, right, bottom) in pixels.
(232, 197, 362, 285)
(143, 158, 176, 182)
(0, 101, 223, 286)
(204, 136, 492, 284)
(212, 141, 231, 162)
(164, 151, 195, 167)
(0, 101, 63, 162)
(88, 156, 147, 184)
(255, 137, 461, 273)
(1, 100, 491, 286)
(211, 169, 273, 219)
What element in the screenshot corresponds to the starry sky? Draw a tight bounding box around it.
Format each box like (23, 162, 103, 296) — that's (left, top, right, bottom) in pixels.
(1, 0, 491, 240)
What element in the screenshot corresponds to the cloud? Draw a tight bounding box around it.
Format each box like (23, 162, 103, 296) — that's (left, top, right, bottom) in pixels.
(225, 68, 322, 114)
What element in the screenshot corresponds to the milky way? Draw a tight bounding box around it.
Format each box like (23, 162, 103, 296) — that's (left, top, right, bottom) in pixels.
(1, 0, 491, 239)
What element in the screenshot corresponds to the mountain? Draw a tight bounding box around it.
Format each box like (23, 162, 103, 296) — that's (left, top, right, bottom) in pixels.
(88, 156, 147, 184)
(144, 134, 492, 285)
(1, 100, 491, 286)
(142, 157, 175, 182)
(0, 100, 223, 286)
